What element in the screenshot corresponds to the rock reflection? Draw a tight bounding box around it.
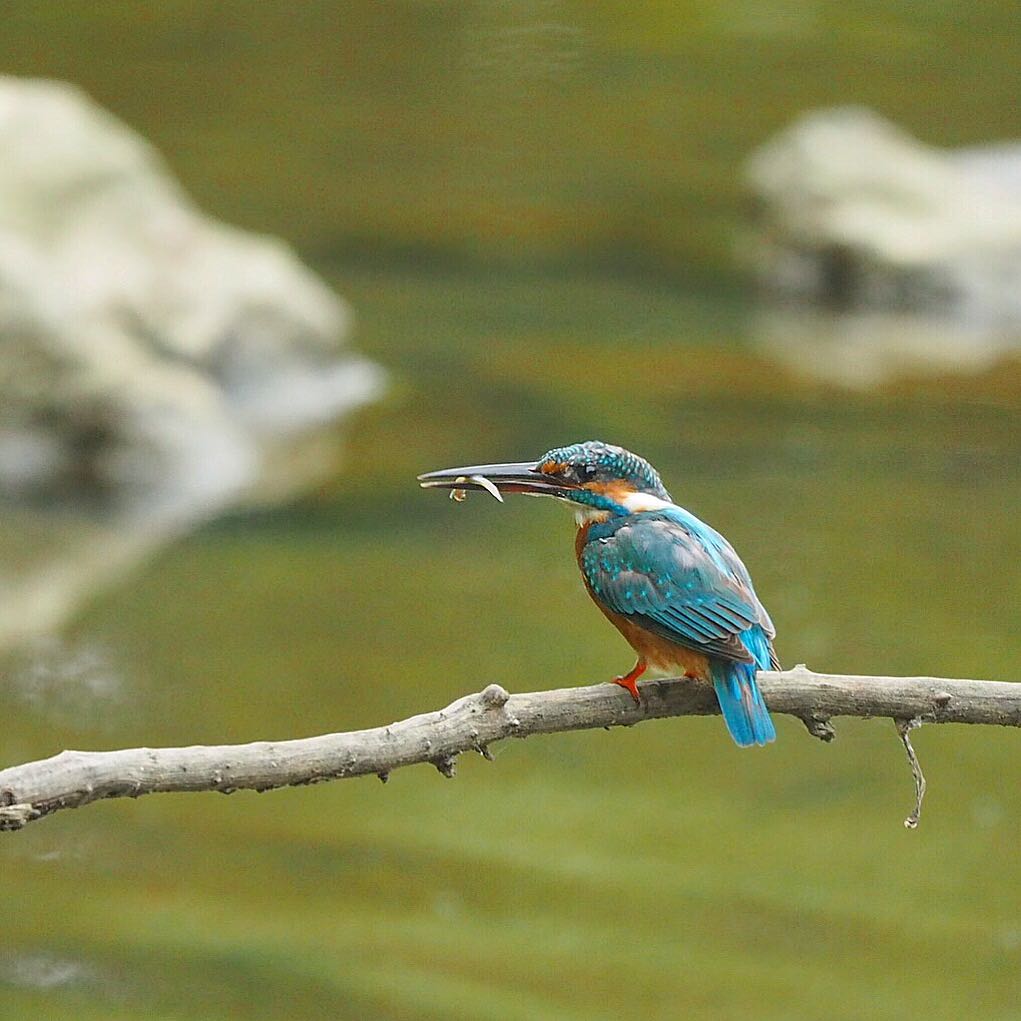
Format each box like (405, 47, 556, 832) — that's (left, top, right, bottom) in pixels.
(1, 952, 96, 991)
(3, 635, 124, 729)
(749, 304, 1020, 387)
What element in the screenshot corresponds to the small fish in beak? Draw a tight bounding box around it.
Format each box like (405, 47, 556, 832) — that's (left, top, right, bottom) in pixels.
(449, 475, 469, 502)
(469, 474, 504, 502)
(448, 474, 505, 503)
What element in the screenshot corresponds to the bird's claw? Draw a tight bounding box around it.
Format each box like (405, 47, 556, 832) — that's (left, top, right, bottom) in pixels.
(611, 660, 647, 704)
(612, 675, 642, 704)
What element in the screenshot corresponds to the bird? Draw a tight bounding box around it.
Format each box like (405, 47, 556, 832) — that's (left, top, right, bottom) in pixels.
(418, 441, 777, 747)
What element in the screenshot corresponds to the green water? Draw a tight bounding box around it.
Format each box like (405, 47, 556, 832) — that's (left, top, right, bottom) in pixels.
(4, 6, 1021, 1020)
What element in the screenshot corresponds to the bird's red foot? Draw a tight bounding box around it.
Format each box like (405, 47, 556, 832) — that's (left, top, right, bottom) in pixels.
(612, 660, 647, 704)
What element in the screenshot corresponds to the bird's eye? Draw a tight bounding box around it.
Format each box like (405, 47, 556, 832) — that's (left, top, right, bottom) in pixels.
(582, 464, 598, 479)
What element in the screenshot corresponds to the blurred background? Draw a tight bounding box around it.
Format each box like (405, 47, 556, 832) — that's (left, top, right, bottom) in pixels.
(2, 3, 1020, 1019)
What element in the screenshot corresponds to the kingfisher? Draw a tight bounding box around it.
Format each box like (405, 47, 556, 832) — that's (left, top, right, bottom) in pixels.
(418, 441, 777, 747)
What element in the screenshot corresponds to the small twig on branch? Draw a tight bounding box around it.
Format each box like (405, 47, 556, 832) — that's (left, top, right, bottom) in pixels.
(1, 666, 1019, 832)
(895, 717, 927, 829)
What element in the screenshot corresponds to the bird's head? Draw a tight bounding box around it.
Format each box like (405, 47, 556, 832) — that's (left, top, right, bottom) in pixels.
(418, 440, 671, 517)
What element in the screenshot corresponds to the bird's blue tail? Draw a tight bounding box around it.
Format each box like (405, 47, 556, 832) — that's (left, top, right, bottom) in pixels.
(711, 629, 776, 748)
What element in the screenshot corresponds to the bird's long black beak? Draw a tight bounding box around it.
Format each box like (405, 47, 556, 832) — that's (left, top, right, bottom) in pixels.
(418, 461, 573, 499)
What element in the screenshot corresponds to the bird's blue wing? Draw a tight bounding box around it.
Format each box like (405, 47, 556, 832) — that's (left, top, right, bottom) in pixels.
(581, 508, 778, 746)
(579, 510, 773, 665)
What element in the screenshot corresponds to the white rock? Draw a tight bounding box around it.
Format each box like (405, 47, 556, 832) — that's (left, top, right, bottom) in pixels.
(744, 106, 1021, 321)
(0, 76, 383, 511)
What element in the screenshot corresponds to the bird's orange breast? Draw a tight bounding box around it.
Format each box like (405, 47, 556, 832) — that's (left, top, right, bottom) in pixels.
(575, 521, 711, 680)
(600, 608, 711, 679)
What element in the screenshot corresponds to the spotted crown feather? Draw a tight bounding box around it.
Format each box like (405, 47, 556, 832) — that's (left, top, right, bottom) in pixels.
(538, 441, 671, 500)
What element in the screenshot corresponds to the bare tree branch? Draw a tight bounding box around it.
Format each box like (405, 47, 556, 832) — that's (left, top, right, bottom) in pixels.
(2, 666, 1019, 832)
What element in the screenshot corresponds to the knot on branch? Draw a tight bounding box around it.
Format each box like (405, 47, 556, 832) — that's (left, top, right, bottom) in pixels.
(0, 802, 38, 831)
(480, 684, 510, 708)
(800, 714, 836, 742)
(431, 754, 458, 778)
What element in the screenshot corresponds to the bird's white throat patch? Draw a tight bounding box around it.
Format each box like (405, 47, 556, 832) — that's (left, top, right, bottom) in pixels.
(620, 491, 672, 513)
(574, 490, 672, 526)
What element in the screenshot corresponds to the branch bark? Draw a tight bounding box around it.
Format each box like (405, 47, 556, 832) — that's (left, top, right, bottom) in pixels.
(2, 666, 1019, 832)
